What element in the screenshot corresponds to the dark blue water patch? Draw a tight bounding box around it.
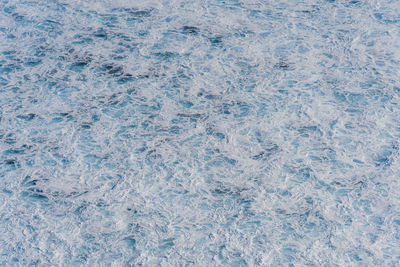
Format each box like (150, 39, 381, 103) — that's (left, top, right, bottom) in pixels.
(167, 125, 181, 135)
(123, 237, 137, 251)
(181, 26, 200, 35)
(176, 113, 204, 120)
(97, 63, 134, 83)
(21, 189, 49, 203)
(281, 247, 298, 262)
(53, 112, 73, 122)
(145, 150, 162, 166)
(231, 259, 248, 267)
(153, 51, 179, 61)
(296, 125, 322, 138)
(178, 100, 194, 108)
(10, 12, 27, 23)
(158, 237, 175, 250)
(34, 45, 54, 58)
(333, 91, 367, 106)
(217, 101, 253, 118)
(80, 123, 91, 129)
(345, 0, 362, 7)
(217, 244, 249, 266)
(102, 63, 124, 76)
(113, 8, 154, 20)
(3, 133, 17, 144)
(234, 28, 255, 38)
(3, 5, 17, 14)
(16, 113, 36, 121)
(211, 182, 247, 198)
(135, 102, 161, 114)
(0, 63, 22, 74)
(83, 154, 105, 164)
(353, 254, 362, 261)
(3, 159, 18, 166)
(3, 145, 32, 155)
(99, 14, 120, 28)
(72, 34, 94, 45)
(374, 144, 398, 167)
(274, 61, 293, 71)
(374, 13, 400, 24)
(69, 61, 88, 72)
(209, 36, 223, 46)
(205, 127, 225, 140)
(93, 28, 107, 39)
(1, 50, 18, 64)
(21, 175, 41, 188)
(200, 92, 220, 100)
(0, 159, 20, 173)
(251, 144, 279, 160)
(309, 146, 336, 163)
(36, 19, 62, 33)
(298, 167, 313, 182)
(204, 154, 237, 170)
(370, 216, 384, 226)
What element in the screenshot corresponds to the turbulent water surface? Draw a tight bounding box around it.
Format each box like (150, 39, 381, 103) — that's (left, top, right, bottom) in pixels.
(1, 0, 400, 265)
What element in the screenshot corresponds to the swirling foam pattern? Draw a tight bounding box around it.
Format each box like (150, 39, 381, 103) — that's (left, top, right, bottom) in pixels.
(1, 0, 400, 266)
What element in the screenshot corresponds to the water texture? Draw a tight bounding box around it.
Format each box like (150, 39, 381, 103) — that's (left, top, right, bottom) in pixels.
(1, 0, 400, 266)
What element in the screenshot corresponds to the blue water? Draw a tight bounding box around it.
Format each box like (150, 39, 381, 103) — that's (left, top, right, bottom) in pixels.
(1, 0, 400, 265)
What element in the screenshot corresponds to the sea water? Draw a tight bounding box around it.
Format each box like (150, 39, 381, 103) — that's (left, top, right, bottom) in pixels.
(0, 0, 400, 265)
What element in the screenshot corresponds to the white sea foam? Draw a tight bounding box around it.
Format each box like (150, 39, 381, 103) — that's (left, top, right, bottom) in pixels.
(0, 0, 400, 265)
